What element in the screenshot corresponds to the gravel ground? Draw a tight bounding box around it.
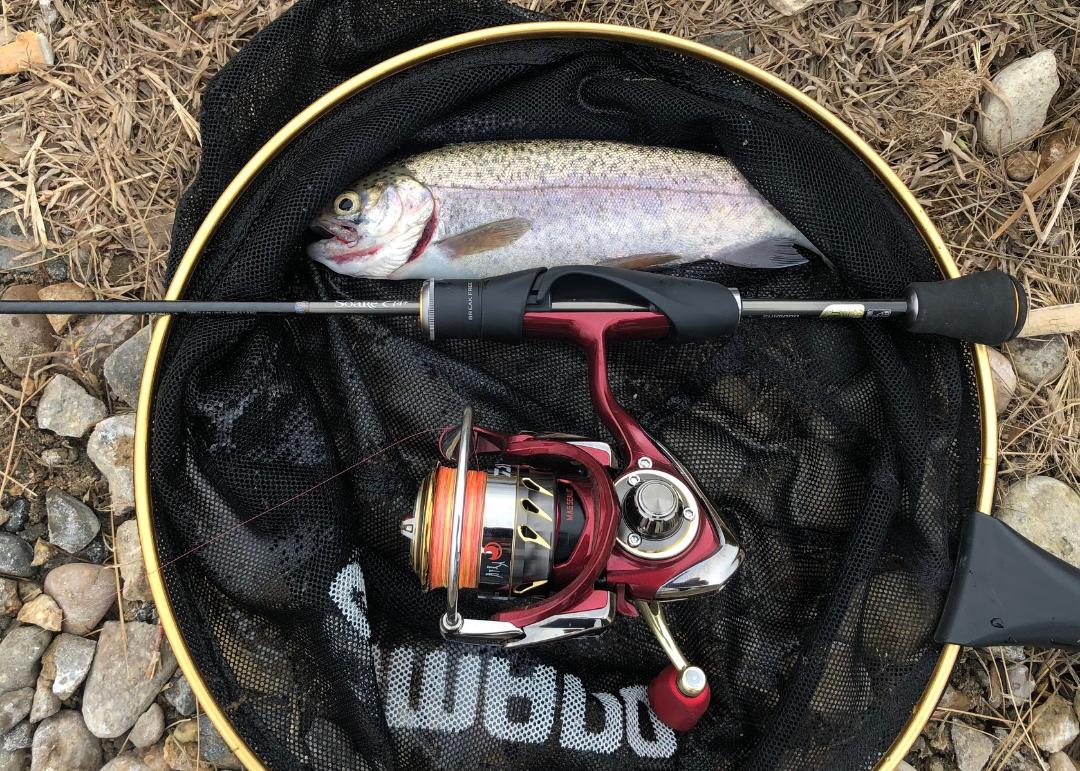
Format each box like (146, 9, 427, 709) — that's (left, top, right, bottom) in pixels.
(1, 0, 1078, 769)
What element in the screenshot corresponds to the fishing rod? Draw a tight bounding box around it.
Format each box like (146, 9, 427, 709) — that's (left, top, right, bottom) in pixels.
(0, 265, 1030, 733)
(0, 266, 1026, 345)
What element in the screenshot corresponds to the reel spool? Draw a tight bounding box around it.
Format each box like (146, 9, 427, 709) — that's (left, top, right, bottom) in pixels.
(404, 463, 588, 598)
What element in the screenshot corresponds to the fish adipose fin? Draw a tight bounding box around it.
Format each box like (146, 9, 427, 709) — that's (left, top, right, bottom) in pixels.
(719, 239, 811, 269)
(436, 217, 530, 258)
(602, 253, 680, 270)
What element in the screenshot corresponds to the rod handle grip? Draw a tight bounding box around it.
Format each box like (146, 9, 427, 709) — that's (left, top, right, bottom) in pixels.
(904, 271, 1027, 345)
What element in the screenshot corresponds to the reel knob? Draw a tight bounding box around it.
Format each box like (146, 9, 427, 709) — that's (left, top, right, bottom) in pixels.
(648, 665, 711, 732)
(631, 479, 681, 538)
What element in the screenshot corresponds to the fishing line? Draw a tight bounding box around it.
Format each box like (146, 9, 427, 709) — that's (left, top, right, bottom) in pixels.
(151, 426, 444, 575)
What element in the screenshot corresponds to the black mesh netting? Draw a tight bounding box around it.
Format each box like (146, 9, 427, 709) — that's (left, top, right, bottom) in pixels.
(148, 1, 982, 769)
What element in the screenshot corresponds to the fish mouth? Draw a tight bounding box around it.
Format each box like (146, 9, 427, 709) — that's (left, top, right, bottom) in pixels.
(311, 218, 360, 248)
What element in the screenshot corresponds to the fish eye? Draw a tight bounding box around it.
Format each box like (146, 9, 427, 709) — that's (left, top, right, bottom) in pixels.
(334, 191, 361, 215)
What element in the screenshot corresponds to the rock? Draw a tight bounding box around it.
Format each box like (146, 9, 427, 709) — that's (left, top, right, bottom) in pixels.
(75, 537, 107, 565)
(103, 326, 150, 407)
(30, 709, 100, 771)
(0, 625, 52, 692)
(0, 579, 19, 617)
(0, 535, 32, 578)
(978, 51, 1060, 153)
(42, 563, 115, 636)
(766, 0, 813, 14)
(897, 763, 916, 771)
(115, 520, 150, 602)
(81, 621, 177, 739)
(138, 744, 168, 771)
(0, 192, 29, 269)
(987, 348, 1017, 414)
(59, 315, 138, 376)
(14, 596, 60, 633)
(103, 753, 151, 771)
(128, 703, 163, 748)
(15, 585, 39, 604)
(162, 673, 195, 716)
(86, 414, 136, 511)
(1005, 150, 1039, 181)
(198, 715, 242, 769)
(28, 676, 58, 723)
(2, 722, 31, 751)
(0, 748, 28, 771)
(2, 501, 28, 533)
(43, 489, 99, 554)
(37, 449, 73, 468)
(998, 476, 1080, 570)
(1038, 118, 1080, 172)
(1050, 753, 1078, 771)
(42, 634, 95, 699)
(951, 721, 995, 771)
(127, 602, 157, 624)
(36, 377, 106, 439)
(36, 283, 92, 334)
(1005, 335, 1068, 385)
(697, 31, 750, 60)
(988, 645, 1026, 663)
(163, 738, 208, 771)
(0, 285, 55, 376)
(102, 754, 151, 771)
(1004, 663, 1035, 703)
(938, 684, 974, 713)
(29, 541, 59, 570)
(173, 721, 197, 745)
(1032, 694, 1080, 752)
(0, 689, 32, 734)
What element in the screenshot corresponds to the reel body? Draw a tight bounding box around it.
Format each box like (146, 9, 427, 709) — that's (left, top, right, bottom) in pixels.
(400, 309, 743, 731)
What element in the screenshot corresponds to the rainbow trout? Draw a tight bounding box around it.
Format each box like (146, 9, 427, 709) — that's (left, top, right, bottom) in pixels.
(307, 140, 817, 279)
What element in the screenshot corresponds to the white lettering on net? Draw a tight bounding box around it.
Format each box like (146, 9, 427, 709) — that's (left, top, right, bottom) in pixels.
(558, 675, 622, 754)
(482, 657, 558, 744)
(619, 685, 677, 759)
(384, 646, 482, 732)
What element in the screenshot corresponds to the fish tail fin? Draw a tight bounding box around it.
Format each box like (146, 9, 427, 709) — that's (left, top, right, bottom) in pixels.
(715, 239, 813, 269)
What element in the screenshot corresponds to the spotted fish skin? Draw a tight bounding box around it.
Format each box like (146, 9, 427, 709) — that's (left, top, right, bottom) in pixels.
(307, 140, 817, 279)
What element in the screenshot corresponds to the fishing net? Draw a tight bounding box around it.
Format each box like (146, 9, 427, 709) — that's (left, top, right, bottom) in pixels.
(148, 0, 981, 768)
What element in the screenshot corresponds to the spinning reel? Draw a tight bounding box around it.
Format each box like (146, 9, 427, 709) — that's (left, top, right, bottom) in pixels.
(402, 411, 739, 731)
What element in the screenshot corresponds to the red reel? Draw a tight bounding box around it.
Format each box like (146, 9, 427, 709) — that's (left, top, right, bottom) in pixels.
(400, 309, 744, 732)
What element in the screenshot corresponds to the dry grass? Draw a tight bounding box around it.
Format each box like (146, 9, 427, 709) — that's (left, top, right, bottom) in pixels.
(1, 0, 1078, 768)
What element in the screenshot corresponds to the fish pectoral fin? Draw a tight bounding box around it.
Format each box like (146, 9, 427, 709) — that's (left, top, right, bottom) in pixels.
(435, 217, 530, 258)
(717, 239, 811, 269)
(602, 253, 680, 270)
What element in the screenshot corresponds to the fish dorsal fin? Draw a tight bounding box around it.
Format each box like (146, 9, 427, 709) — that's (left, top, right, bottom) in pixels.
(436, 218, 530, 258)
(602, 253, 680, 270)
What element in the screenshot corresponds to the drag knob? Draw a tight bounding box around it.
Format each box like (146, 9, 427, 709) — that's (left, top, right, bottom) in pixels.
(628, 478, 681, 538)
(647, 665, 711, 732)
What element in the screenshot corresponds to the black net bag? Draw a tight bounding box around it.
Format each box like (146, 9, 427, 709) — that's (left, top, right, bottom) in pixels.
(145, 2, 982, 769)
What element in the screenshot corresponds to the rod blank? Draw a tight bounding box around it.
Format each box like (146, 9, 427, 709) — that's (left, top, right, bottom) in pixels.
(0, 300, 421, 316)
